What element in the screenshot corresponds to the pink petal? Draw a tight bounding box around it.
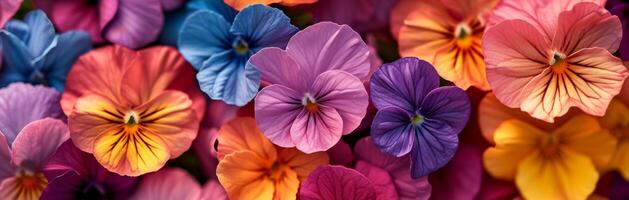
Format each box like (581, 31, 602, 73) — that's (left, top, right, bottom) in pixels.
(200, 180, 228, 200)
(0, 133, 14, 181)
(429, 143, 483, 200)
(254, 84, 303, 148)
(354, 137, 431, 200)
(131, 168, 202, 200)
(248, 47, 309, 91)
(327, 140, 355, 167)
(552, 2, 622, 54)
(355, 161, 399, 200)
(299, 165, 377, 200)
(104, 0, 163, 49)
(286, 22, 371, 82)
(11, 118, 69, 171)
(34, 0, 118, 43)
(312, 70, 369, 135)
(482, 19, 551, 108)
(290, 105, 343, 153)
(0, 0, 21, 27)
(161, 0, 184, 11)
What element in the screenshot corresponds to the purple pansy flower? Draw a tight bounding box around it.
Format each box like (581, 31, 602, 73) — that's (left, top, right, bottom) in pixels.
(0, 83, 64, 143)
(354, 137, 432, 200)
(369, 57, 471, 178)
(0, 118, 69, 200)
(607, 0, 629, 60)
(41, 141, 136, 200)
(299, 165, 377, 200)
(251, 22, 370, 153)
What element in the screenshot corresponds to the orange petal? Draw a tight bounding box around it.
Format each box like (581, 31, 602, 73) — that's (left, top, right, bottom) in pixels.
(554, 115, 617, 170)
(610, 140, 629, 180)
(280, 0, 316, 6)
(216, 117, 277, 161)
(273, 168, 299, 200)
(515, 149, 598, 200)
(68, 94, 125, 153)
(135, 91, 199, 158)
(217, 151, 275, 200)
(433, 36, 490, 90)
(483, 119, 545, 180)
(398, 5, 456, 61)
(390, 0, 435, 39)
(223, 0, 279, 10)
(0, 174, 47, 200)
(278, 148, 329, 181)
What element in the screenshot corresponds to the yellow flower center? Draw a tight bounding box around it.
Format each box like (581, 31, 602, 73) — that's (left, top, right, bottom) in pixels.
(411, 114, 423, 125)
(550, 52, 569, 74)
(7, 170, 48, 200)
(455, 23, 473, 49)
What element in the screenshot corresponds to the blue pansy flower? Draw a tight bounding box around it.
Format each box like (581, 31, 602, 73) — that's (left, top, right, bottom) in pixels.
(160, 0, 237, 46)
(178, 4, 298, 106)
(0, 10, 92, 91)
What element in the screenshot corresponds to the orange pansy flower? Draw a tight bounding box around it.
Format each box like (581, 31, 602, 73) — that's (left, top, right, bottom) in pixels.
(224, 0, 316, 10)
(216, 117, 329, 200)
(394, 0, 498, 90)
(602, 80, 629, 180)
(61, 45, 206, 176)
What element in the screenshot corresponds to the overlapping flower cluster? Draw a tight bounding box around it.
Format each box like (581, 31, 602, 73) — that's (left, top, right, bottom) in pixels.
(0, 0, 627, 199)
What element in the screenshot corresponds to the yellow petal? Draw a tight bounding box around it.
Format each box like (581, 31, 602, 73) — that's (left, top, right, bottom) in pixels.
(483, 119, 545, 180)
(217, 117, 277, 161)
(68, 94, 125, 153)
(278, 148, 329, 181)
(601, 99, 629, 139)
(0, 173, 47, 200)
(217, 151, 275, 200)
(516, 149, 598, 200)
(554, 115, 617, 170)
(273, 169, 299, 200)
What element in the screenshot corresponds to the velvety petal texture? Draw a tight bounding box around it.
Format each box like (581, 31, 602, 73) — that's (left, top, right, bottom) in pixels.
(62, 45, 206, 176)
(370, 57, 470, 178)
(252, 22, 370, 153)
(483, 0, 627, 122)
(0, 83, 64, 144)
(299, 165, 377, 200)
(178, 4, 298, 106)
(0, 10, 92, 91)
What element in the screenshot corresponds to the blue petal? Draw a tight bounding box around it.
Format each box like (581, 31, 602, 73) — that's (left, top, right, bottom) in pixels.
(178, 10, 233, 70)
(0, 30, 32, 86)
(230, 4, 298, 50)
(410, 122, 459, 178)
(159, 0, 237, 46)
(4, 20, 29, 42)
(22, 10, 58, 62)
(370, 106, 416, 157)
(196, 50, 260, 106)
(39, 31, 92, 91)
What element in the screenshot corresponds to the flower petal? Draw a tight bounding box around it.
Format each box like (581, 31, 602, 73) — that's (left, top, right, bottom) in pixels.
(216, 151, 275, 200)
(290, 105, 343, 153)
(370, 57, 439, 111)
(68, 94, 123, 153)
(22, 10, 58, 60)
(43, 31, 92, 91)
(482, 19, 551, 108)
(248, 47, 308, 90)
(12, 118, 69, 171)
(0, 83, 64, 144)
(326, 140, 354, 167)
(355, 161, 399, 200)
(196, 50, 260, 106)
(313, 70, 368, 135)
(0, 27, 34, 84)
(230, 5, 298, 50)
(420, 86, 471, 135)
(161, 0, 185, 11)
(553, 115, 617, 170)
(482, 119, 545, 180)
(299, 165, 377, 200)
(254, 84, 303, 148)
(130, 168, 202, 200)
(278, 148, 329, 180)
(552, 2, 622, 54)
(371, 106, 415, 157)
(104, 0, 163, 49)
(429, 143, 482, 200)
(0, 0, 21, 27)
(178, 10, 233, 70)
(200, 180, 228, 200)
(515, 149, 599, 200)
(224, 0, 279, 10)
(0, 133, 14, 181)
(286, 22, 370, 82)
(216, 117, 277, 161)
(39, 171, 84, 200)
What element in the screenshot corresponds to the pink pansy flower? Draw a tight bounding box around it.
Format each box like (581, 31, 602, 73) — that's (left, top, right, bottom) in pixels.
(0, 0, 21, 27)
(131, 168, 227, 200)
(251, 22, 370, 153)
(299, 165, 377, 200)
(483, 0, 627, 122)
(0, 118, 69, 200)
(33, 0, 183, 49)
(354, 137, 432, 200)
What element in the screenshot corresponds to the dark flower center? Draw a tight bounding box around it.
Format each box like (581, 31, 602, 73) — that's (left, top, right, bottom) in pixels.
(232, 37, 249, 55)
(124, 111, 139, 127)
(86, 0, 99, 5)
(76, 181, 107, 200)
(29, 70, 48, 85)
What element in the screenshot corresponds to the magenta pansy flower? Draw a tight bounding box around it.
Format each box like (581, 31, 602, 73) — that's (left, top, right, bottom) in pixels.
(354, 137, 432, 200)
(0, 118, 69, 200)
(0, 0, 21, 27)
(33, 0, 182, 49)
(370, 57, 471, 178)
(0, 83, 64, 144)
(41, 141, 136, 200)
(299, 165, 377, 200)
(251, 22, 370, 153)
(130, 168, 227, 200)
